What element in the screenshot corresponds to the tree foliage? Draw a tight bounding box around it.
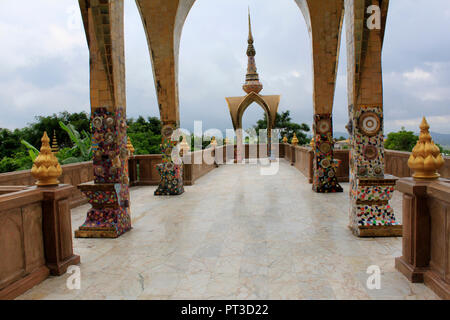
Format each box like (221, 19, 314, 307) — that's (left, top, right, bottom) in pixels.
(252, 110, 310, 145)
(127, 116, 162, 155)
(384, 127, 419, 152)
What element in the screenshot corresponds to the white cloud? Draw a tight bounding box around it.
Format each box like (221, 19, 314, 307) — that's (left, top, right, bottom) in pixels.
(403, 68, 432, 82)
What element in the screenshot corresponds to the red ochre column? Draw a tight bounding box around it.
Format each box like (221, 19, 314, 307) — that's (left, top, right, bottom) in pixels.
(75, 0, 131, 238)
(312, 114, 343, 193)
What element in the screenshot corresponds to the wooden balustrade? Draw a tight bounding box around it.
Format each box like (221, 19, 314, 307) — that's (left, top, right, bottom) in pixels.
(0, 162, 93, 208)
(0, 185, 79, 300)
(396, 178, 450, 299)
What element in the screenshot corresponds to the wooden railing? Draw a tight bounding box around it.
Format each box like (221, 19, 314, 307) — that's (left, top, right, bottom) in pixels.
(385, 150, 450, 178)
(0, 185, 79, 299)
(396, 178, 450, 299)
(281, 144, 349, 183)
(0, 162, 93, 208)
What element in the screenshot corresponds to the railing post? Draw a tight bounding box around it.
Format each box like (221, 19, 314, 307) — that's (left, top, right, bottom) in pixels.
(41, 185, 80, 275)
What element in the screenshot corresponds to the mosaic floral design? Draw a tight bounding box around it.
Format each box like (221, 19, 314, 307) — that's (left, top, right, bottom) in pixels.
(155, 123, 185, 196)
(78, 107, 131, 237)
(80, 207, 131, 236)
(348, 105, 400, 231)
(312, 114, 343, 193)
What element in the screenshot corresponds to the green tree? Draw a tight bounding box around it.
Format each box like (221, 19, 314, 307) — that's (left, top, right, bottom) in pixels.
(20, 111, 90, 149)
(384, 127, 419, 152)
(253, 110, 310, 145)
(127, 116, 162, 154)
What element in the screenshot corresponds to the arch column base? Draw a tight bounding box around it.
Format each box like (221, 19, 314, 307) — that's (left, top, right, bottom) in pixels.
(75, 183, 132, 238)
(154, 163, 185, 196)
(155, 123, 185, 196)
(312, 114, 343, 193)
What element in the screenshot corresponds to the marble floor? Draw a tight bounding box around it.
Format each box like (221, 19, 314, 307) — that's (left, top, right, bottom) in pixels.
(17, 160, 439, 300)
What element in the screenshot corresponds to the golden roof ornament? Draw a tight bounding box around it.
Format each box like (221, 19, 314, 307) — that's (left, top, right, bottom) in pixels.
(179, 135, 190, 156)
(126, 137, 135, 156)
(51, 130, 59, 154)
(408, 117, 445, 180)
(291, 133, 299, 146)
(242, 8, 263, 94)
(31, 131, 62, 186)
(210, 136, 218, 147)
(282, 135, 288, 143)
(310, 137, 315, 147)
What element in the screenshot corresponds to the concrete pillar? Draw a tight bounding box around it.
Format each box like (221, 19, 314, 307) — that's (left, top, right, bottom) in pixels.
(76, 0, 131, 238)
(345, 0, 401, 237)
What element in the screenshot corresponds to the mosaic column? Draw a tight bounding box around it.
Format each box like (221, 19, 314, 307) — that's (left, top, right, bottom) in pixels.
(345, 0, 401, 237)
(297, 0, 345, 193)
(75, 0, 131, 238)
(312, 114, 343, 193)
(154, 123, 184, 195)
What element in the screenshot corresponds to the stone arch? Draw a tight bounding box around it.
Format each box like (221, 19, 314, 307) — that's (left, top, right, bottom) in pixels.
(236, 92, 272, 130)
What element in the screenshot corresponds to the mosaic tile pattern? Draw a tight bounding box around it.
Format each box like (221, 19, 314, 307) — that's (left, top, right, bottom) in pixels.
(77, 107, 131, 238)
(313, 114, 343, 193)
(155, 123, 184, 196)
(348, 105, 399, 231)
(154, 163, 184, 196)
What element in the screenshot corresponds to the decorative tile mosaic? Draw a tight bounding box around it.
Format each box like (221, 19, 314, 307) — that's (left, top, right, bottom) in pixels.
(312, 114, 343, 193)
(154, 162, 184, 195)
(348, 105, 400, 230)
(353, 204, 397, 227)
(155, 123, 185, 196)
(78, 107, 131, 237)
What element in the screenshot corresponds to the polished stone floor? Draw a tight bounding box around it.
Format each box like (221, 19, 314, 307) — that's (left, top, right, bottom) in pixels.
(18, 160, 439, 300)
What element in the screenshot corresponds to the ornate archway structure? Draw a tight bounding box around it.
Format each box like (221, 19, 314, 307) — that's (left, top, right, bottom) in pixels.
(225, 12, 281, 160)
(77, 0, 399, 238)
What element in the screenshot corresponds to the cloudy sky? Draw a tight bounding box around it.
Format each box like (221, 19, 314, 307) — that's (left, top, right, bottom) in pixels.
(0, 0, 449, 135)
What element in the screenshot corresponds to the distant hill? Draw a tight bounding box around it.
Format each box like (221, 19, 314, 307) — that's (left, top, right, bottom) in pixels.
(428, 131, 450, 149)
(317, 131, 450, 148)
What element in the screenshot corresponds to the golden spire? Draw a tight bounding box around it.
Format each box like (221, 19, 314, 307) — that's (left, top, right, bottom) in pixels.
(51, 130, 59, 154)
(126, 137, 135, 156)
(291, 133, 299, 146)
(179, 135, 190, 156)
(31, 131, 62, 186)
(248, 7, 253, 42)
(282, 135, 288, 143)
(408, 117, 445, 180)
(242, 8, 263, 94)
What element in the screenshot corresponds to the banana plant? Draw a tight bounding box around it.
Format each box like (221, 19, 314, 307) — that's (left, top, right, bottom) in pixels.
(20, 140, 39, 162)
(58, 121, 92, 164)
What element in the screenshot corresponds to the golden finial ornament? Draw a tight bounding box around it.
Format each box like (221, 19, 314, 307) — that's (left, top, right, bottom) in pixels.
(291, 133, 299, 146)
(408, 117, 445, 180)
(310, 137, 315, 147)
(51, 130, 59, 154)
(31, 131, 63, 186)
(282, 135, 288, 143)
(210, 136, 218, 147)
(126, 137, 135, 156)
(179, 135, 190, 156)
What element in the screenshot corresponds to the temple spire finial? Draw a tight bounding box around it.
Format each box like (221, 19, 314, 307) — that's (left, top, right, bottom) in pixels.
(248, 7, 253, 42)
(243, 8, 263, 94)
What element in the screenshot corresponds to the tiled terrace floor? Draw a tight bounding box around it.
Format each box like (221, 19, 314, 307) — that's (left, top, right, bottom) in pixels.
(18, 160, 439, 299)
